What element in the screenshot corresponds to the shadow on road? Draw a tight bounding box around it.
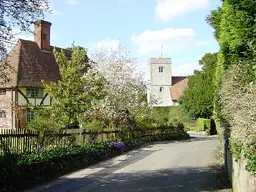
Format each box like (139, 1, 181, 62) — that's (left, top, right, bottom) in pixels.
(35, 166, 231, 192)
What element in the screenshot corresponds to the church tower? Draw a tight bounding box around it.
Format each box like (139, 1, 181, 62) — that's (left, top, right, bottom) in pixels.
(147, 58, 174, 106)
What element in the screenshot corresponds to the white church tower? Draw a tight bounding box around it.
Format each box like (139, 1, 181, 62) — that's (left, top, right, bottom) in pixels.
(147, 57, 174, 106)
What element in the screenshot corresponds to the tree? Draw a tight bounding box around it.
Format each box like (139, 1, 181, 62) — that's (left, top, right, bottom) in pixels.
(0, 0, 50, 84)
(89, 44, 152, 124)
(43, 46, 106, 127)
(180, 53, 218, 119)
(207, 0, 256, 69)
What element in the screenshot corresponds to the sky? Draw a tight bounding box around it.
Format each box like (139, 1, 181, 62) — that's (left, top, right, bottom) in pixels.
(17, 0, 222, 77)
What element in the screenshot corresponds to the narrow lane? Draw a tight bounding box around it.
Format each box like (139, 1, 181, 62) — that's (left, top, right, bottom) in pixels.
(28, 136, 221, 192)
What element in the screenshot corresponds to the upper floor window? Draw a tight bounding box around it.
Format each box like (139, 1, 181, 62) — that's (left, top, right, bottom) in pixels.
(26, 88, 43, 98)
(159, 87, 164, 92)
(159, 66, 164, 72)
(0, 110, 6, 118)
(0, 89, 6, 95)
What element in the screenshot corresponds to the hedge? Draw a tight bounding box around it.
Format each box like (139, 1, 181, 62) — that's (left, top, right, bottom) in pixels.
(0, 131, 189, 191)
(196, 118, 211, 134)
(152, 106, 194, 124)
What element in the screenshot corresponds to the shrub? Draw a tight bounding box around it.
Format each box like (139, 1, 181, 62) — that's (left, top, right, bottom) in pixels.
(83, 120, 104, 144)
(152, 106, 194, 124)
(196, 118, 211, 134)
(215, 64, 256, 174)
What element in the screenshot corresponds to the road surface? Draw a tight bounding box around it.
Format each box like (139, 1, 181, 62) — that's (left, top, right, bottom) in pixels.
(28, 136, 224, 192)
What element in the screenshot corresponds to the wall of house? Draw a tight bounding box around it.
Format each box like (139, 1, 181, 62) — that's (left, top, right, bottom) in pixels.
(147, 58, 174, 106)
(0, 89, 14, 129)
(18, 88, 51, 106)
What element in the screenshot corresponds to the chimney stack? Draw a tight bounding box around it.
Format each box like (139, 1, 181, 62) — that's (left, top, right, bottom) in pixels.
(34, 20, 52, 51)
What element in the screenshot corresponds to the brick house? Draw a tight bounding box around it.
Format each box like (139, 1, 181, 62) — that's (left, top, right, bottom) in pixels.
(0, 20, 65, 129)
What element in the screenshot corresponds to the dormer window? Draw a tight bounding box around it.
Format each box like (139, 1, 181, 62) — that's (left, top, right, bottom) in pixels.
(159, 66, 164, 72)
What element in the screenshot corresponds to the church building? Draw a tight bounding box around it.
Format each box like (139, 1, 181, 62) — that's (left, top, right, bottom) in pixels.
(147, 58, 188, 107)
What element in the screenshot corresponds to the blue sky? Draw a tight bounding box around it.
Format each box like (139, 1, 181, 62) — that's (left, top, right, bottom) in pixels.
(18, 0, 222, 76)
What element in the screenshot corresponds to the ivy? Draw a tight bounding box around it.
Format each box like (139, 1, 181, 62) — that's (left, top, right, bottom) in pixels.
(244, 140, 256, 175)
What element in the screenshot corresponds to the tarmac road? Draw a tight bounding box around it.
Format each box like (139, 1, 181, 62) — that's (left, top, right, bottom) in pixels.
(28, 135, 225, 192)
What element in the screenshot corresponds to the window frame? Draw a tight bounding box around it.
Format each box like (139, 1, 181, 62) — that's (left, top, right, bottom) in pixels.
(26, 88, 43, 98)
(159, 66, 164, 73)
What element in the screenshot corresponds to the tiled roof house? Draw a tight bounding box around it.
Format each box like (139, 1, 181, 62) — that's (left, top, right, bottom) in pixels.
(0, 20, 66, 129)
(170, 76, 188, 102)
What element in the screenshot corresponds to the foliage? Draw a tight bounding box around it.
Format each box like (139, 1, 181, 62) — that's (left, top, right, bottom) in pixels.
(83, 120, 104, 133)
(196, 118, 211, 134)
(135, 116, 155, 130)
(0, 0, 50, 84)
(152, 106, 193, 124)
(216, 64, 256, 174)
(180, 53, 218, 119)
(26, 109, 63, 134)
(207, 1, 256, 69)
(244, 139, 256, 175)
(82, 120, 104, 144)
(43, 46, 106, 126)
(89, 44, 152, 122)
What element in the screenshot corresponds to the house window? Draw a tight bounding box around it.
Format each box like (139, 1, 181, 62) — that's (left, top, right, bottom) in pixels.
(159, 66, 164, 72)
(0, 89, 6, 95)
(26, 88, 43, 98)
(159, 87, 164, 92)
(26, 111, 35, 123)
(0, 110, 6, 118)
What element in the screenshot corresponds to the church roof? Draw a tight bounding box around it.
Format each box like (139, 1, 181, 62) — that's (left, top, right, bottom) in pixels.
(170, 76, 188, 101)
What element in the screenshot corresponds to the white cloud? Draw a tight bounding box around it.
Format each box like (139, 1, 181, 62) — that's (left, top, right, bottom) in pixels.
(155, 0, 210, 21)
(131, 28, 207, 55)
(92, 38, 120, 51)
(172, 62, 202, 76)
(66, 0, 77, 4)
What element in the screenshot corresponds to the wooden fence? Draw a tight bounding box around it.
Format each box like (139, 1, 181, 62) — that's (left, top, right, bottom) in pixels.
(0, 128, 163, 155)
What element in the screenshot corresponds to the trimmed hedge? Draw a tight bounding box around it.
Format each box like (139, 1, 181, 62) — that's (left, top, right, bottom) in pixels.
(0, 132, 189, 191)
(152, 106, 194, 124)
(196, 118, 211, 134)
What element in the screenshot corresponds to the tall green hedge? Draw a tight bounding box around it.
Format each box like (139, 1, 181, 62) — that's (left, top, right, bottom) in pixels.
(196, 118, 211, 134)
(152, 106, 194, 124)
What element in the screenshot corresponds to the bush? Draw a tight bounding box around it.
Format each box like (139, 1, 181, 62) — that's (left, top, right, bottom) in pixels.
(196, 118, 211, 134)
(152, 106, 194, 124)
(215, 64, 256, 174)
